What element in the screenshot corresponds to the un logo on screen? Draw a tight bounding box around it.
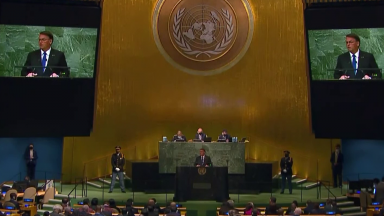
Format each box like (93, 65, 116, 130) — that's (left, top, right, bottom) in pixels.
(153, 0, 254, 76)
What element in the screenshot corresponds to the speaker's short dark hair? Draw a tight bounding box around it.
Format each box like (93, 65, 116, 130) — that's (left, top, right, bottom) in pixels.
(346, 33, 360, 43)
(270, 196, 276, 203)
(39, 31, 54, 42)
(200, 148, 206, 152)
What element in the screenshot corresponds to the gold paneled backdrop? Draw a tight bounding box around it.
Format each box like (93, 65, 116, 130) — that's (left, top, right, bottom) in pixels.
(62, 0, 339, 183)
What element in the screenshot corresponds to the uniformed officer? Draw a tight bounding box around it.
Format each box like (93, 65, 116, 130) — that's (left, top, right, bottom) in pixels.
(109, 146, 126, 193)
(280, 150, 293, 194)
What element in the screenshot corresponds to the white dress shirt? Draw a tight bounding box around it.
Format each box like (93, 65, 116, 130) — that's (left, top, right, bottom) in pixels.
(41, 48, 51, 71)
(30, 150, 33, 160)
(349, 49, 360, 70)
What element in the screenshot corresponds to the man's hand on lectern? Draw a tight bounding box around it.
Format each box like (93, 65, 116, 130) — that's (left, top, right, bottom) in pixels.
(196, 165, 200, 167)
(26, 73, 37, 77)
(115, 168, 120, 171)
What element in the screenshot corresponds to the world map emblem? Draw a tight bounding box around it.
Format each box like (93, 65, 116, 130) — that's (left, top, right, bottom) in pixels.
(153, 0, 254, 76)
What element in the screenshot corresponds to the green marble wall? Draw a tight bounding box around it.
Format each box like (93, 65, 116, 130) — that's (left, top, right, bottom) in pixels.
(308, 28, 384, 80)
(158, 142, 245, 174)
(0, 25, 98, 78)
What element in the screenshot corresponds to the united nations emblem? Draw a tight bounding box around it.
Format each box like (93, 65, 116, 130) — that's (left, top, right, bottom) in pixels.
(153, 0, 254, 76)
(198, 167, 207, 175)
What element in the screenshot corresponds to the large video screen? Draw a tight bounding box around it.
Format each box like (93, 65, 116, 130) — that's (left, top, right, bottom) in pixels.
(308, 28, 384, 80)
(0, 25, 98, 78)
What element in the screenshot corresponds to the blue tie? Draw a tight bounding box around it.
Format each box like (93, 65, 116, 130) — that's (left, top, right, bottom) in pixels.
(42, 52, 47, 72)
(352, 54, 357, 75)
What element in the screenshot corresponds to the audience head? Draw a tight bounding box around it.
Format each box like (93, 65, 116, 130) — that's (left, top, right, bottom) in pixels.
(269, 196, 277, 204)
(95, 205, 102, 213)
(10, 193, 17, 200)
(82, 205, 89, 212)
(147, 199, 155, 209)
(53, 204, 63, 213)
(43, 211, 50, 216)
(109, 199, 117, 208)
(126, 198, 133, 207)
(62, 198, 70, 206)
(64, 207, 72, 215)
(245, 202, 254, 210)
(83, 199, 90, 206)
(227, 200, 234, 209)
(170, 202, 177, 212)
(294, 207, 302, 215)
(91, 198, 98, 206)
(103, 201, 109, 206)
(291, 200, 298, 209)
(228, 209, 237, 216)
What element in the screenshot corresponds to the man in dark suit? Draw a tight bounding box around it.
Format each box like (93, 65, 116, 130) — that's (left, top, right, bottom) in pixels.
(334, 33, 380, 80)
(172, 131, 186, 142)
(21, 31, 69, 78)
(374, 177, 384, 204)
(194, 128, 207, 141)
(280, 150, 293, 194)
(218, 130, 232, 142)
(109, 146, 126, 193)
(330, 144, 343, 188)
(194, 148, 212, 167)
(24, 143, 38, 180)
(9, 193, 20, 210)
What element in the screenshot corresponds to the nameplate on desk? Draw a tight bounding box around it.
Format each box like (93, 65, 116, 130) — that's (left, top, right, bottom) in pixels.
(193, 183, 211, 189)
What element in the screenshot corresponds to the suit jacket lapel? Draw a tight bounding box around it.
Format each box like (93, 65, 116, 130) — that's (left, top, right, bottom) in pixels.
(359, 51, 365, 69)
(47, 49, 54, 68)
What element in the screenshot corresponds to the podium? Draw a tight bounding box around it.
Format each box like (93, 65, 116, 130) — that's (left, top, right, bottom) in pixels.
(174, 167, 229, 202)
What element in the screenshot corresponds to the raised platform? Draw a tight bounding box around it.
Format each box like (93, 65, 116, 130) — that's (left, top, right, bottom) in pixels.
(127, 160, 279, 194)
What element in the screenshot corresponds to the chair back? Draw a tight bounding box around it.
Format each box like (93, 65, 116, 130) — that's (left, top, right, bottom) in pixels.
(43, 187, 55, 204)
(4, 189, 18, 202)
(3, 201, 16, 208)
(23, 187, 37, 200)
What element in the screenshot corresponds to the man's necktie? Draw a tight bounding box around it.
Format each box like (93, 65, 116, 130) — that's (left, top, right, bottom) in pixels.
(352, 54, 357, 75)
(201, 156, 204, 164)
(42, 52, 47, 72)
(335, 152, 338, 163)
(199, 134, 202, 140)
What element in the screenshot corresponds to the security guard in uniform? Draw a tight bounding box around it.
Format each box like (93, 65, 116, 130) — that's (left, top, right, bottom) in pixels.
(109, 146, 126, 193)
(280, 150, 293, 194)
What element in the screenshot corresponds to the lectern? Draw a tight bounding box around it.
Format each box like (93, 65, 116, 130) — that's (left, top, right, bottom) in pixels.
(174, 167, 229, 202)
